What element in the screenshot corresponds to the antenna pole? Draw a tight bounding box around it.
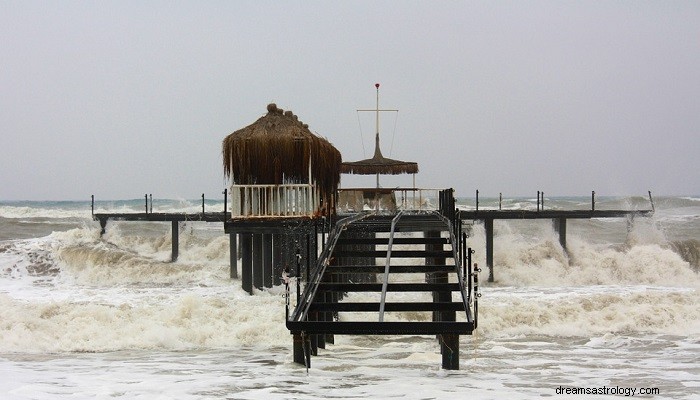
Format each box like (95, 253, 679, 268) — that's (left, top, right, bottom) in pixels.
(375, 83, 380, 140)
(375, 83, 380, 188)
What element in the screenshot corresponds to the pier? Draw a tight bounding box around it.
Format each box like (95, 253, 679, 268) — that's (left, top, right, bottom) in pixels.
(461, 190, 655, 282)
(92, 194, 231, 264)
(91, 101, 654, 370)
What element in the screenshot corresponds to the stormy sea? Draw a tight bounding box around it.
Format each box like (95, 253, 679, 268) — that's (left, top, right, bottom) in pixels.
(1, 196, 698, 399)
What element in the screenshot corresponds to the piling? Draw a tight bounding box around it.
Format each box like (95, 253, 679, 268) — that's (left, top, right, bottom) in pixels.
(263, 234, 273, 288)
(171, 220, 179, 262)
(484, 218, 494, 282)
(229, 233, 238, 279)
(253, 234, 263, 290)
(440, 334, 460, 370)
(240, 234, 253, 294)
(554, 218, 567, 253)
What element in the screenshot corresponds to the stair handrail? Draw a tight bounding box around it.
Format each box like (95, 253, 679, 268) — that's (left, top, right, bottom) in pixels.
(290, 211, 376, 322)
(433, 211, 474, 324)
(378, 210, 406, 322)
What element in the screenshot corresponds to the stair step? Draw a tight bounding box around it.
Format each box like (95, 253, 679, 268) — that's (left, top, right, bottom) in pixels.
(326, 264, 457, 273)
(308, 302, 466, 312)
(335, 237, 449, 245)
(333, 250, 453, 258)
(286, 321, 474, 335)
(316, 283, 461, 292)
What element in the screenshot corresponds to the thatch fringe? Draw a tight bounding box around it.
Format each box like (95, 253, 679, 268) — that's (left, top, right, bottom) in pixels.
(340, 132, 419, 175)
(222, 104, 342, 196)
(340, 160, 418, 175)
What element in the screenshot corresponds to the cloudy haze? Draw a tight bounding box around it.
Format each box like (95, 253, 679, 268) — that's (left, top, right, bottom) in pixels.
(1, 1, 698, 200)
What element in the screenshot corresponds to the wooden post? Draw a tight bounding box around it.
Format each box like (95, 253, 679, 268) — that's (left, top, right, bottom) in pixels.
(425, 231, 448, 324)
(241, 234, 252, 294)
(485, 218, 494, 282)
(253, 234, 263, 290)
(554, 218, 567, 253)
(229, 233, 238, 279)
(441, 334, 460, 370)
(263, 234, 273, 288)
(171, 220, 179, 262)
(273, 234, 283, 286)
(293, 333, 306, 366)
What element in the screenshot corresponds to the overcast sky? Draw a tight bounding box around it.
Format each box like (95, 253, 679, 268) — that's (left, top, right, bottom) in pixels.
(1, 1, 698, 201)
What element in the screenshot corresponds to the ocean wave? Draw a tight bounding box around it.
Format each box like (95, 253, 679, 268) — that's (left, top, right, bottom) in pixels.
(479, 288, 700, 337)
(670, 239, 700, 269)
(0, 290, 289, 353)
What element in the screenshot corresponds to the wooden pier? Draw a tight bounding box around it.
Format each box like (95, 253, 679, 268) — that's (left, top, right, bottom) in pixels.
(91, 188, 653, 369)
(88, 102, 654, 371)
(92, 194, 232, 264)
(460, 191, 654, 282)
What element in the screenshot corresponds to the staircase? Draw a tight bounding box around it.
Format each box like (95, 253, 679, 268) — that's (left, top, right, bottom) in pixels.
(287, 199, 479, 369)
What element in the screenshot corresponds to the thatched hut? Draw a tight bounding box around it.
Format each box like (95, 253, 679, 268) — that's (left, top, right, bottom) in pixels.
(222, 104, 342, 217)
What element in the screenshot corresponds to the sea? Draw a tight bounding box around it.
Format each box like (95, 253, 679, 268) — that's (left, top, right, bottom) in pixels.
(0, 196, 698, 399)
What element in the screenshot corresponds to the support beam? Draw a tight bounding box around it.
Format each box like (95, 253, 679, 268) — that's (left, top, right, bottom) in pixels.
(293, 333, 306, 366)
(229, 233, 238, 279)
(240, 234, 252, 294)
(440, 334, 460, 370)
(253, 234, 263, 290)
(99, 218, 108, 235)
(263, 234, 273, 288)
(554, 218, 567, 253)
(485, 218, 494, 282)
(171, 220, 179, 262)
(425, 231, 448, 324)
(273, 234, 283, 286)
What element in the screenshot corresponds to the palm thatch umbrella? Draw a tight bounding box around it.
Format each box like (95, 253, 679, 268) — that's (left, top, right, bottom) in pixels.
(340, 133, 419, 176)
(222, 103, 342, 212)
(341, 83, 418, 187)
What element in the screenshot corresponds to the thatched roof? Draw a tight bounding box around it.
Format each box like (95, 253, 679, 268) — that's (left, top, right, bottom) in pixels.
(341, 133, 419, 175)
(222, 104, 342, 195)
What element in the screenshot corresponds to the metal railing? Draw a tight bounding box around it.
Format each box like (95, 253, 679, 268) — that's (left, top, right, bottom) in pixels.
(230, 183, 319, 218)
(337, 187, 441, 213)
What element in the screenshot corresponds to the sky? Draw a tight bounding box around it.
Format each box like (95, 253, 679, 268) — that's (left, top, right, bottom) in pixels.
(1, 1, 698, 201)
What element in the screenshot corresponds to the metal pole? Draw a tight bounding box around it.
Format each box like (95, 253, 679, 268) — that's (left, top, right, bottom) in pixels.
(499, 193, 502, 210)
(476, 190, 479, 211)
(91, 195, 94, 217)
(202, 193, 205, 216)
(537, 191, 540, 212)
(145, 194, 148, 214)
(541, 191, 544, 210)
(592, 191, 596, 211)
(648, 190, 655, 212)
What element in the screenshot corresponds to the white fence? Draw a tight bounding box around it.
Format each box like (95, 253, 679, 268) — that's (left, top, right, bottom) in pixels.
(230, 184, 319, 218)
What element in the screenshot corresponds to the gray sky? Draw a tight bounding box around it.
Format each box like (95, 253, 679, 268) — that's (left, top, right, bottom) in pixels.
(2, 1, 698, 200)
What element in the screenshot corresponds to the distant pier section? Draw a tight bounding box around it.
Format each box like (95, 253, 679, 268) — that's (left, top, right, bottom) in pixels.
(92, 194, 231, 263)
(462, 190, 655, 282)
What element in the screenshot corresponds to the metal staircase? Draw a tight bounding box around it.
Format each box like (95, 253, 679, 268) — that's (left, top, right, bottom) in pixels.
(286, 190, 479, 369)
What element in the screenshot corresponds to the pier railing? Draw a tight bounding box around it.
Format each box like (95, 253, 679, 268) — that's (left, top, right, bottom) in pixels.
(230, 183, 319, 218)
(337, 188, 440, 213)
